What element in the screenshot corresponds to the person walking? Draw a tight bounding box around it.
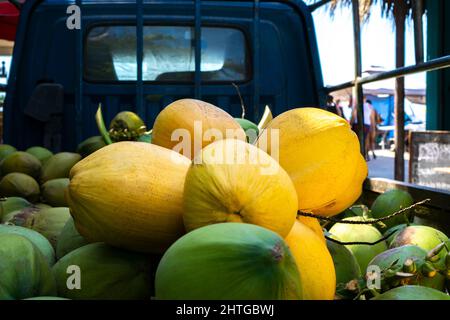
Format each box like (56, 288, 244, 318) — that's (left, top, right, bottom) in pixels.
(365, 100, 378, 160)
(350, 99, 377, 161)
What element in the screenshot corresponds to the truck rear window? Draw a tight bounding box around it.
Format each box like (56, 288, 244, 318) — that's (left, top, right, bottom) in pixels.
(84, 25, 249, 82)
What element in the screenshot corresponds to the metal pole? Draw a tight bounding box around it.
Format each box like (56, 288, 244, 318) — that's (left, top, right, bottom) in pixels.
(136, 0, 144, 118)
(394, 4, 407, 181)
(194, 0, 201, 99)
(75, 0, 83, 145)
(412, 0, 424, 64)
(308, 0, 333, 12)
(325, 55, 450, 93)
(351, 0, 365, 156)
(253, 0, 260, 121)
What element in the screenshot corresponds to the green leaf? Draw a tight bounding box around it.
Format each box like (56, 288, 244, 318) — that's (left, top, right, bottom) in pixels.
(95, 104, 113, 145)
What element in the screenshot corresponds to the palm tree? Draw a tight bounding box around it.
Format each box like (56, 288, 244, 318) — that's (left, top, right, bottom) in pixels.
(317, 0, 425, 181)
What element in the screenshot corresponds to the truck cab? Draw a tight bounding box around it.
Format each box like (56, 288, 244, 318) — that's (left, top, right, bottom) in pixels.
(2, 0, 325, 152)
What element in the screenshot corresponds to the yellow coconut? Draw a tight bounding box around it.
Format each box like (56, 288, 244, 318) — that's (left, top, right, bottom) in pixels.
(152, 99, 246, 159)
(315, 153, 368, 216)
(183, 139, 298, 238)
(285, 220, 336, 300)
(296, 215, 325, 244)
(66, 142, 191, 253)
(257, 107, 367, 216)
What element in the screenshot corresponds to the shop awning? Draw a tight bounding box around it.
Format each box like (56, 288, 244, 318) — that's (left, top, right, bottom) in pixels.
(0, 2, 20, 42)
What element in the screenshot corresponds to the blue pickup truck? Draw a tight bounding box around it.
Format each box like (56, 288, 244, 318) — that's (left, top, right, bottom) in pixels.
(2, 0, 325, 152)
(1, 0, 450, 230)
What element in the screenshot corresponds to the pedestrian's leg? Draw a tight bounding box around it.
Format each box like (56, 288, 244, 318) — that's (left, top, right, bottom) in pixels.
(365, 133, 371, 161)
(371, 130, 377, 159)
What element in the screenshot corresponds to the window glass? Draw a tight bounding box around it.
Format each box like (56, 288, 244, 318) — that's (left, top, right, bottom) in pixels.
(85, 25, 249, 82)
(0, 55, 12, 110)
(85, 26, 137, 81)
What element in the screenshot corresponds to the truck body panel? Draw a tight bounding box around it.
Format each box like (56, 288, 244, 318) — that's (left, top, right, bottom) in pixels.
(4, 0, 325, 152)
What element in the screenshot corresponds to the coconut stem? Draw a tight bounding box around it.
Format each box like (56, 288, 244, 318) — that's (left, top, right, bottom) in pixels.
(297, 199, 430, 225)
(96, 104, 113, 145)
(422, 262, 437, 278)
(445, 253, 450, 269)
(426, 242, 447, 262)
(231, 82, 246, 119)
(402, 259, 417, 274)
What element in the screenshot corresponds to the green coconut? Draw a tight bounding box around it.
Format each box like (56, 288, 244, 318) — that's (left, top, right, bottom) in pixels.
(326, 239, 361, 286)
(25, 146, 53, 165)
(371, 285, 450, 300)
(76, 136, 107, 158)
(155, 223, 302, 300)
(8, 207, 71, 248)
(41, 152, 81, 183)
(369, 245, 446, 292)
(1, 206, 41, 224)
(52, 242, 153, 300)
(383, 223, 418, 247)
(0, 173, 40, 203)
(0, 144, 17, 161)
(0, 224, 55, 266)
(137, 132, 152, 143)
(41, 178, 69, 207)
(340, 204, 371, 219)
(56, 217, 89, 260)
(35, 203, 52, 209)
(328, 216, 388, 274)
(370, 189, 414, 231)
(391, 225, 448, 251)
(109, 111, 147, 142)
(390, 225, 449, 270)
(0, 196, 32, 221)
(235, 118, 259, 143)
(0, 234, 56, 300)
(0, 151, 42, 180)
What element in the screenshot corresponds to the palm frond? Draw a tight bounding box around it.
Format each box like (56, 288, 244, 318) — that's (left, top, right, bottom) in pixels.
(326, 0, 421, 21)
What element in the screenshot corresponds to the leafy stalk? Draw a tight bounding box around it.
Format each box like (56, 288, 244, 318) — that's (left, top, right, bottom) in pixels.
(96, 104, 113, 145)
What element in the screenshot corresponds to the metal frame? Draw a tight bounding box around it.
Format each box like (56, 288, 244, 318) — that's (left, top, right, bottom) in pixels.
(313, 0, 450, 180)
(325, 55, 450, 93)
(75, 0, 83, 144)
(136, 0, 144, 117)
(194, 0, 202, 99)
(252, 0, 260, 120)
(351, 0, 364, 155)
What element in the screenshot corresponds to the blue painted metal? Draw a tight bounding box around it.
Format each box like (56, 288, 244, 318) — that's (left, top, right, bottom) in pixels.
(136, 0, 144, 117)
(75, 0, 83, 144)
(252, 0, 260, 120)
(3, 0, 326, 151)
(194, 0, 201, 99)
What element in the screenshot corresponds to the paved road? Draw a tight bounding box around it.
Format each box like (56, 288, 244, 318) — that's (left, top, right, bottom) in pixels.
(367, 150, 409, 181)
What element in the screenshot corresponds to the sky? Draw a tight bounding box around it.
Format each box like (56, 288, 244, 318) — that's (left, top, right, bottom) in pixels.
(312, 3, 427, 89)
